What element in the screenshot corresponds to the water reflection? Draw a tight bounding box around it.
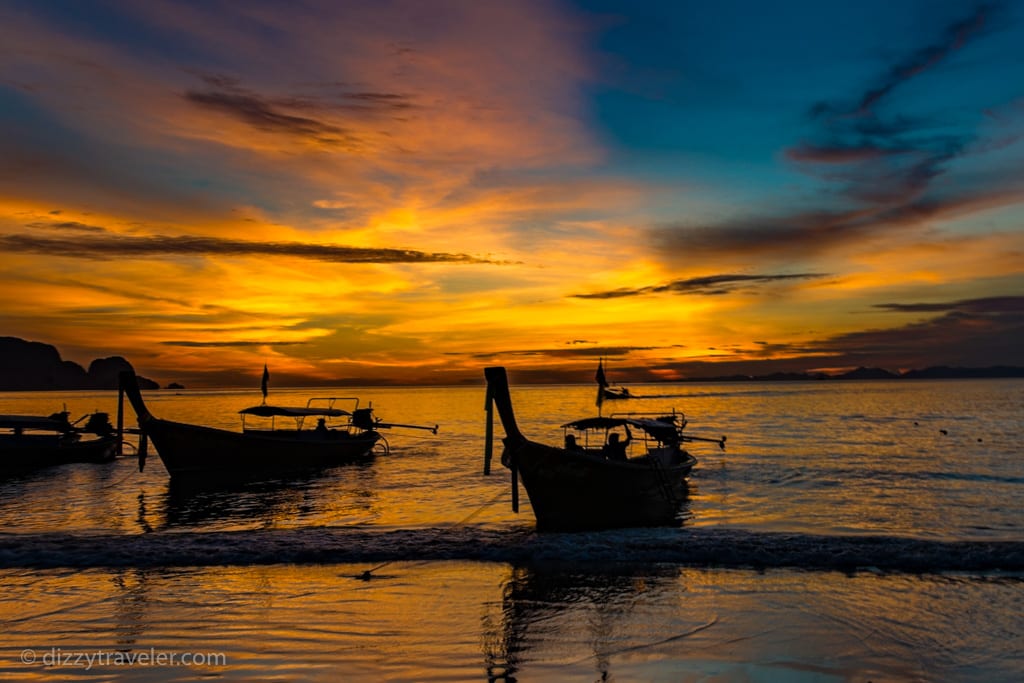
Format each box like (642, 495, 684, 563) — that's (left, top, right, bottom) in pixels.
(482, 564, 686, 682)
(144, 462, 380, 531)
(2, 562, 1020, 682)
(110, 568, 152, 648)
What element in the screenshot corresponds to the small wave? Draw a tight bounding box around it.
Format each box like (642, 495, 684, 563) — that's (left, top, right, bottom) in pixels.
(800, 468, 1024, 486)
(906, 471, 1024, 485)
(1, 527, 1022, 574)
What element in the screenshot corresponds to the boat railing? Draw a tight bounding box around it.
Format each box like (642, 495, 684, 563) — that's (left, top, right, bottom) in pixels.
(241, 397, 363, 433)
(305, 397, 361, 412)
(611, 410, 688, 432)
(562, 423, 666, 458)
(610, 409, 686, 421)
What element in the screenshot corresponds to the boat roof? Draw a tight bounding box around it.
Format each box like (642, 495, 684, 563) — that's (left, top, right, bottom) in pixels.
(561, 416, 680, 441)
(0, 415, 72, 431)
(239, 405, 350, 418)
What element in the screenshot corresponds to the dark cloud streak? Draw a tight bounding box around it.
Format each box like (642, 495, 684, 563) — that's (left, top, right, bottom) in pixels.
(572, 273, 829, 300)
(185, 89, 351, 144)
(161, 340, 306, 348)
(874, 296, 1024, 314)
(27, 220, 107, 233)
(784, 143, 889, 164)
(184, 73, 416, 146)
(466, 345, 666, 360)
(0, 232, 493, 265)
(854, 4, 993, 116)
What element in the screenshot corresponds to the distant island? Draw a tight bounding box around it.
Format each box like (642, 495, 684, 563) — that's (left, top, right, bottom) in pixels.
(691, 365, 1024, 382)
(0, 337, 160, 391)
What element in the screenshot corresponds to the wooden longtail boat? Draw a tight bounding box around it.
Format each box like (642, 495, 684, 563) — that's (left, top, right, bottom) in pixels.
(595, 358, 632, 402)
(0, 411, 118, 473)
(119, 370, 385, 480)
(484, 366, 724, 531)
(600, 385, 632, 401)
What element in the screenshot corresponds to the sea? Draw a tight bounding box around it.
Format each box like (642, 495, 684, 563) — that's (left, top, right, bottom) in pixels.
(1, 378, 1022, 682)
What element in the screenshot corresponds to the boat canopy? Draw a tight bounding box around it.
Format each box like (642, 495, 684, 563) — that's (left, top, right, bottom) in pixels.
(561, 416, 681, 443)
(239, 405, 350, 418)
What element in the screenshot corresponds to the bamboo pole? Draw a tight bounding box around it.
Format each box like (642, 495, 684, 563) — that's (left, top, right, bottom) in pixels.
(116, 384, 124, 458)
(510, 455, 518, 513)
(138, 432, 148, 472)
(483, 384, 494, 475)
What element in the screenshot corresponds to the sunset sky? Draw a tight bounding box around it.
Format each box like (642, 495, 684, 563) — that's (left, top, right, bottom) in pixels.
(2, 0, 1022, 387)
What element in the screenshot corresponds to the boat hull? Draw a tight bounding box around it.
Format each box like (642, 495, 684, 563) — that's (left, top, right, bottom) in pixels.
(600, 387, 631, 400)
(503, 438, 695, 531)
(140, 416, 381, 479)
(0, 434, 118, 473)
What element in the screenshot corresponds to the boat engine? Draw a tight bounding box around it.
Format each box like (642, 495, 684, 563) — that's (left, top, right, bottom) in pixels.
(351, 407, 378, 430)
(83, 412, 115, 436)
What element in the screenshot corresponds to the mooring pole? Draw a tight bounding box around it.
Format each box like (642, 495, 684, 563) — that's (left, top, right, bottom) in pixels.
(138, 432, 148, 472)
(116, 383, 125, 458)
(510, 456, 519, 513)
(483, 383, 494, 475)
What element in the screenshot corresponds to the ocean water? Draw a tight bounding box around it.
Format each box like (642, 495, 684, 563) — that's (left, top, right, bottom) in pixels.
(1, 379, 1022, 681)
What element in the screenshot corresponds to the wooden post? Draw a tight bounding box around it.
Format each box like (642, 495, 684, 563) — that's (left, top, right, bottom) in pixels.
(483, 367, 523, 513)
(483, 384, 494, 475)
(116, 384, 125, 458)
(138, 432, 148, 472)
(510, 457, 519, 513)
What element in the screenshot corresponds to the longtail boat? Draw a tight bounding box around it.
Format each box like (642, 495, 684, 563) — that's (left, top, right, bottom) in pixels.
(119, 370, 435, 480)
(0, 411, 118, 473)
(484, 366, 725, 531)
(595, 358, 632, 402)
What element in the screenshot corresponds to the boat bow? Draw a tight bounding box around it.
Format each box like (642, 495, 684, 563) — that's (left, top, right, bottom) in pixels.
(119, 370, 152, 423)
(484, 366, 525, 445)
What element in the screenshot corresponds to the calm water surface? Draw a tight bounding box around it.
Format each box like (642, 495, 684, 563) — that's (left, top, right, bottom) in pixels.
(1, 379, 1022, 681)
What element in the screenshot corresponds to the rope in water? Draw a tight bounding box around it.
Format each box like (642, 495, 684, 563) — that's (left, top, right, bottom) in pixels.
(352, 486, 510, 580)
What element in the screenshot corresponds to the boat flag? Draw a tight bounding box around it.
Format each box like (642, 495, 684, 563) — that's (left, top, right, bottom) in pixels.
(596, 358, 608, 388)
(596, 358, 607, 409)
(261, 364, 269, 404)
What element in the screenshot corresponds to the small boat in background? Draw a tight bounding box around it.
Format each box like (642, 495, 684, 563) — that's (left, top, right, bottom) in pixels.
(119, 370, 436, 480)
(595, 358, 632, 403)
(600, 385, 632, 401)
(484, 366, 725, 531)
(0, 411, 118, 473)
